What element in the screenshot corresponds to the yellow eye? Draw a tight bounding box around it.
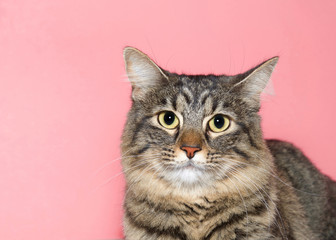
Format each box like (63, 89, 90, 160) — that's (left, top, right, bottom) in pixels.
(158, 111, 179, 129)
(208, 114, 230, 133)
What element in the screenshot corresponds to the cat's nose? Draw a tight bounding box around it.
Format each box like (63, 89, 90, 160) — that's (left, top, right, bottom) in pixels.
(180, 145, 201, 159)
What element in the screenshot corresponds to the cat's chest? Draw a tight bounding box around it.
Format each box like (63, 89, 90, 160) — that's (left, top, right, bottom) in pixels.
(175, 206, 225, 239)
(153, 199, 236, 239)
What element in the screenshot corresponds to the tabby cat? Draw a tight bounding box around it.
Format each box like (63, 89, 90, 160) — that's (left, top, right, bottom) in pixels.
(121, 47, 336, 240)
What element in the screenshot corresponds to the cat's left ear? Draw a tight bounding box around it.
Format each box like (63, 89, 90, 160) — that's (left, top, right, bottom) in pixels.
(233, 56, 278, 104)
(123, 47, 169, 100)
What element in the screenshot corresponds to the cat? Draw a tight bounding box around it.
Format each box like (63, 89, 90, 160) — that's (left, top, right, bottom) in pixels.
(120, 47, 336, 240)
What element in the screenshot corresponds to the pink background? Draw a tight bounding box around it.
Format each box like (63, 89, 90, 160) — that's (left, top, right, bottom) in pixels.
(1, 0, 335, 239)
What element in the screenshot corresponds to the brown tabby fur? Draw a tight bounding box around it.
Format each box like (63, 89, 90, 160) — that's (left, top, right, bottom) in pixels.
(121, 47, 336, 240)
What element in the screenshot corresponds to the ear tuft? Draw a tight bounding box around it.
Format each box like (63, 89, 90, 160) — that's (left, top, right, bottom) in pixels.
(123, 47, 168, 100)
(233, 56, 278, 104)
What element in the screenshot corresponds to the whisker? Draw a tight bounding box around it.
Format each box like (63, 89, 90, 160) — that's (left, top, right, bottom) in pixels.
(91, 152, 162, 177)
(91, 156, 161, 193)
(228, 167, 287, 239)
(224, 173, 250, 238)
(218, 157, 325, 197)
(90, 161, 148, 194)
(126, 162, 163, 194)
(212, 164, 285, 239)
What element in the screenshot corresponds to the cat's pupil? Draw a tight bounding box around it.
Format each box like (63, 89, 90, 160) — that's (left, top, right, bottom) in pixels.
(214, 115, 224, 129)
(164, 112, 175, 125)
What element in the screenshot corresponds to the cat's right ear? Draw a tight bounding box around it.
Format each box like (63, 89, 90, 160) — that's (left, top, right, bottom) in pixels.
(123, 47, 168, 100)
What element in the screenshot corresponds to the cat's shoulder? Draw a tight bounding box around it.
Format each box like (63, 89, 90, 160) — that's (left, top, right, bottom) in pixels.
(266, 140, 336, 239)
(266, 139, 324, 182)
(266, 139, 310, 165)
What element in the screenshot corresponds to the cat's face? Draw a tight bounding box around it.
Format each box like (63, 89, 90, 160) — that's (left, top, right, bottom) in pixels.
(121, 47, 277, 190)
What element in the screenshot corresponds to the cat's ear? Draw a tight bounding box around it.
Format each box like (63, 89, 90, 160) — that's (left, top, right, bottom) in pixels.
(233, 56, 278, 104)
(123, 47, 168, 100)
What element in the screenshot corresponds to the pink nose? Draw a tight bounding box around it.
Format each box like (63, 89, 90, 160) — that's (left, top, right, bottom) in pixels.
(180, 146, 201, 159)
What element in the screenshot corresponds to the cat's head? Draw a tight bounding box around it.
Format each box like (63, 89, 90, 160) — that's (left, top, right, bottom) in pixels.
(121, 47, 277, 192)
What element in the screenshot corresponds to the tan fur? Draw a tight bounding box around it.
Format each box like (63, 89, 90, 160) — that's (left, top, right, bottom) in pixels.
(121, 47, 335, 239)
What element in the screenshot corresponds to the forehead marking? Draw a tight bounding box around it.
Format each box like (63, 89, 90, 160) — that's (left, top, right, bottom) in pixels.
(181, 87, 193, 100)
(182, 91, 191, 105)
(200, 91, 210, 106)
(203, 97, 214, 116)
(171, 97, 177, 110)
(176, 94, 188, 113)
(172, 76, 223, 117)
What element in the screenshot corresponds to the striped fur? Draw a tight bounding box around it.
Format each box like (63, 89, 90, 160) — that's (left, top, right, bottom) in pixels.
(121, 47, 336, 239)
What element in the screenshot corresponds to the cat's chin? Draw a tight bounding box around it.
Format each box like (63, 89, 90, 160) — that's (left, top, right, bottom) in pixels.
(165, 161, 209, 185)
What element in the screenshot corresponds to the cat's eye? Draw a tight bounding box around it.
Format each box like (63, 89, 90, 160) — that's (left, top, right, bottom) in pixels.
(158, 111, 179, 129)
(208, 114, 230, 133)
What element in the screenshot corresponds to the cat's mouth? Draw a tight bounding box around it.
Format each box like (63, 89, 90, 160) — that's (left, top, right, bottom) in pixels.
(176, 160, 205, 171)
